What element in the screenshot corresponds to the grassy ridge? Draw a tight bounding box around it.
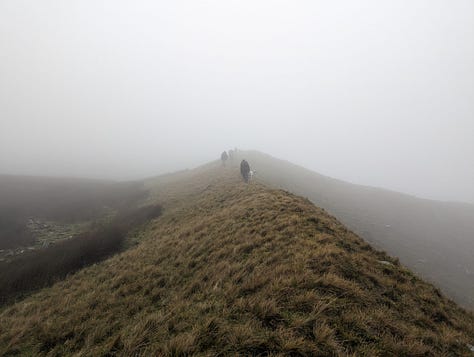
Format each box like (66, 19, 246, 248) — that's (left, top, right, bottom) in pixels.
(1, 165, 473, 355)
(235, 150, 474, 309)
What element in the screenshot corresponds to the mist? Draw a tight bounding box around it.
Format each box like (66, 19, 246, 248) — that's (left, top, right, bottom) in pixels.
(1, 0, 473, 203)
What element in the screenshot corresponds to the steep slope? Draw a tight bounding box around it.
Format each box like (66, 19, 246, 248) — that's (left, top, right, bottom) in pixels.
(0, 175, 146, 250)
(233, 150, 474, 309)
(1, 164, 473, 356)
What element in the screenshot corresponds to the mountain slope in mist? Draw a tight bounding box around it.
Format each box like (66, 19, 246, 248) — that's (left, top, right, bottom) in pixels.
(1, 164, 473, 356)
(0, 175, 147, 250)
(235, 151, 474, 309)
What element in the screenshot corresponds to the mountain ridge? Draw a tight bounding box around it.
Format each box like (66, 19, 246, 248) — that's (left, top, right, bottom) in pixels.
(1, 163, 473, 355)
(233, 150, 474, 309)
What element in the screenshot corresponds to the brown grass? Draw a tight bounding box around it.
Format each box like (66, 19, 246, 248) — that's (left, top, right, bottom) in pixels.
(0, 163, 473, 356)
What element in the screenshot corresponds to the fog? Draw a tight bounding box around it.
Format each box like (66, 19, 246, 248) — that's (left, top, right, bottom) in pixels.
(1, 0, 473, 203)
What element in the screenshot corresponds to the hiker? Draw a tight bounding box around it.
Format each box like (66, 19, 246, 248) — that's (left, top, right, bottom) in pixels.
(240, 160, 250, 183)
(221, 151, 228, 166)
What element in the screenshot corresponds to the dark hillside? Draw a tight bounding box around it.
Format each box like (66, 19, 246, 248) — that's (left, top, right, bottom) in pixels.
(0, 204, 162, 306)
(0, 175, 147, 249)
(233, 151, 474, 309)
(1, 165, 473, 356)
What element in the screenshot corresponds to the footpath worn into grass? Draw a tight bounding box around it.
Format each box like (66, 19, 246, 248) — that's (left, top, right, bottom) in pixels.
(1, 164, 474, 356)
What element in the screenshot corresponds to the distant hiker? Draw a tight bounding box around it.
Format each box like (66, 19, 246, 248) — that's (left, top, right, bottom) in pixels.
(240, 160, 250, 183)
(228, 149, 234, 162)
(221, 151, 228, 166)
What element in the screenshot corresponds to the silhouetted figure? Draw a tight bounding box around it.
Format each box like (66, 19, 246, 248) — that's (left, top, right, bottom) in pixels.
(221, 151, 228, 166)
(228, 149, 234, 162)
(240, 160, 250, 183)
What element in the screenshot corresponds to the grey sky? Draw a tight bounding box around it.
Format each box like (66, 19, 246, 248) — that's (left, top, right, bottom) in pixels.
(1, 0, 473, 203)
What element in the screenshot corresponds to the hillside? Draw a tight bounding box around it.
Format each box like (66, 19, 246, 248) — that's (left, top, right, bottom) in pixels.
(1, 163, 473, 356)
(232, 151, 474, 310)
(0, 175, 146, 255)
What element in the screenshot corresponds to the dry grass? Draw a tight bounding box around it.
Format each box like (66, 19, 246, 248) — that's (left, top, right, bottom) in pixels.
(1, 163, 473, 356)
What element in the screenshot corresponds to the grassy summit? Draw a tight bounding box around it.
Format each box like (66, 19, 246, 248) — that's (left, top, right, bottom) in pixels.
(1, 163, 473, 356)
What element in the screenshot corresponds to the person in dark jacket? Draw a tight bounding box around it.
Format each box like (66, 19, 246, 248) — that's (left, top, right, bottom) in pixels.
(221, 151, 228, 166)
(240, 159, 250, 183)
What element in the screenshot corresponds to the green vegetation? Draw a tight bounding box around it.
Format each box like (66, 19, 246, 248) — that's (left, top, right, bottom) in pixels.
(0, 164, 473, 355)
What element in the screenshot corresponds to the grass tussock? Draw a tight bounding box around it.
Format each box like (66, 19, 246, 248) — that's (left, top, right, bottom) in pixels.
(0, 164, 473, 356)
